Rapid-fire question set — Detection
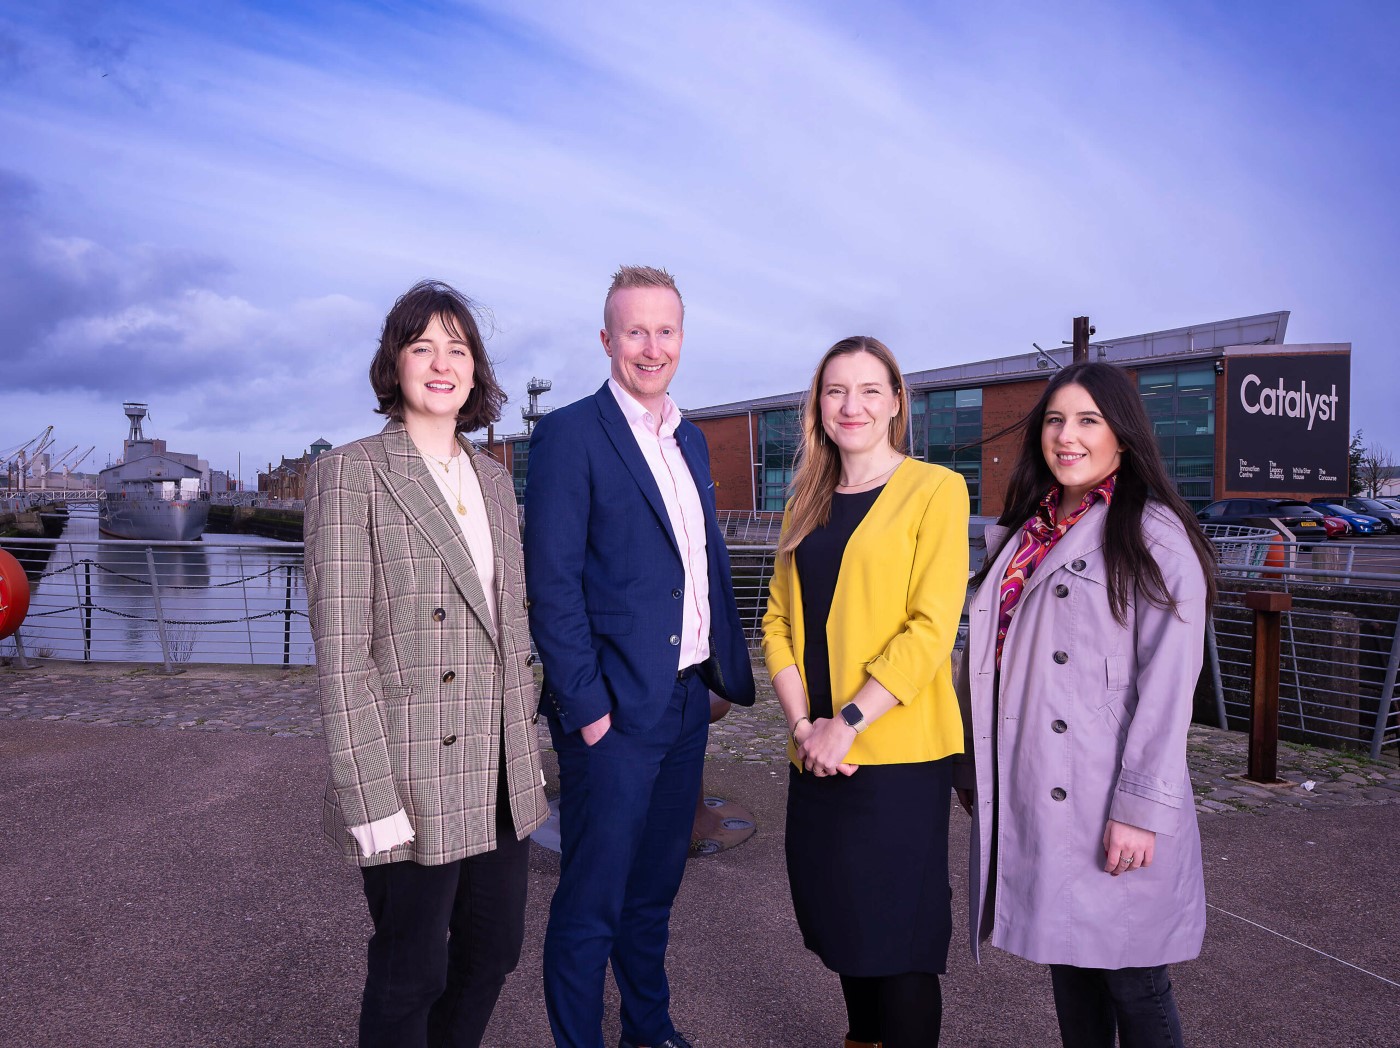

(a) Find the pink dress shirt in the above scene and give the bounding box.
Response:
[608,379,712,670]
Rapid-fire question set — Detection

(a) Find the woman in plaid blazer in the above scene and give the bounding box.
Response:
[304,281,547,1048]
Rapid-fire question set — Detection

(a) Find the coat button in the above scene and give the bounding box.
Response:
[1051,786,1067,801]
[442,734,457,746]
[1053,650,1069,664]
[432,608,446,622]
[672,588,683,599]
[524,597,532,609]
[1052,719,1068,734]
[1071,559,1086,571]
[1054,584,1069,598]
[441,670,456,684]
[526,653,536,666]
[668,634,680,646]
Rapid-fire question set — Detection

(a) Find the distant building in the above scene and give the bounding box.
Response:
[258,438,332,500]
[479,311,1353,516]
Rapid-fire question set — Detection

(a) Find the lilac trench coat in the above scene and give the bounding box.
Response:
[955,500,1207,969]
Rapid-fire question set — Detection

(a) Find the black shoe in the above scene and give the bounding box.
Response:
[618,1035,693,1048]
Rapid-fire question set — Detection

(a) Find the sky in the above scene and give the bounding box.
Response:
[2,0,1397,483]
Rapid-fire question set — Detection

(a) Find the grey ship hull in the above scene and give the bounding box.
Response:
[99,498,209,541]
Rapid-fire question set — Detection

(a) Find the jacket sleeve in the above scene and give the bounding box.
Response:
[522,414,614,733]
[865,470,970,704]
[303,451,402,827]
[760,509,797,681]
[1110,517,1208,835]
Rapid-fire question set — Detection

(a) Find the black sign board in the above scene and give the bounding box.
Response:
[1224,350,1350,495]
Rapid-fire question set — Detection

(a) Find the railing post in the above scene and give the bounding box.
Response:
[144,547,179,675]
[11,626,34,669]
[283,562,293,666]
[83,559,92,662]
[1243,590,1292,784]
[1370,608,1400,760]
[1205,619,1228,729]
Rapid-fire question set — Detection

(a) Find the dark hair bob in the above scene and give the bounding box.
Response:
[368,280,506,432]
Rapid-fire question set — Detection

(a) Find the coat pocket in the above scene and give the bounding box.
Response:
[587,611,632,635]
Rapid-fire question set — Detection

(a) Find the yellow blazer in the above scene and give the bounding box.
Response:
[762,458,969,767]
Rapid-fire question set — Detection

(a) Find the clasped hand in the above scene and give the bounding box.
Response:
[794,716,859,777]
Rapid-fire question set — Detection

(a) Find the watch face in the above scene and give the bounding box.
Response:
[841,704,863,728]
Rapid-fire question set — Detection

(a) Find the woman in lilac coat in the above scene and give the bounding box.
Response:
[957,362,1216,1047]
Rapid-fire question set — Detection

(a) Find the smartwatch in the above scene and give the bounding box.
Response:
[839,703,867,734]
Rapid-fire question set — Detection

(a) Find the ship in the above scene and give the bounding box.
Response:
[97,403,210,541]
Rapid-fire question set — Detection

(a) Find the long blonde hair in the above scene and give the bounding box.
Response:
[777,336,910,556]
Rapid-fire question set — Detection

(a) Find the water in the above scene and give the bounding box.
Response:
[16,504,312,665]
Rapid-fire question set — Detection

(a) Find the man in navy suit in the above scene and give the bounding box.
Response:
[524,266,756,1048]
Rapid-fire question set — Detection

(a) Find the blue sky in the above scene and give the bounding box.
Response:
[2,0,1397,481]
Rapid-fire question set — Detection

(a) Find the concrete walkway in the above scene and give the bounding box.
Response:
[2,661,1398,1047]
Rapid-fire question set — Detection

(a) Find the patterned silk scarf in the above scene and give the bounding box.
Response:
[995,474,1117,666]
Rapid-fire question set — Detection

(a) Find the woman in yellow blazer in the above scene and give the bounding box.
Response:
[763,336,969,1048]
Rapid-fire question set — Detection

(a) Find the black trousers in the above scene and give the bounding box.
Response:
[1049,964,1185,1048]
[358,805,531,1048]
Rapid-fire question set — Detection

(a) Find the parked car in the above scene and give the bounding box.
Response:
[1308,501,1390,536]
[1319,515,1351,539]
[1196,498,1329,541]
[1330,497,1400,530]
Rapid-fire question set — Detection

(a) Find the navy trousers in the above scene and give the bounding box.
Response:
[543,671,710,1048]
[1049,963,1186,1048]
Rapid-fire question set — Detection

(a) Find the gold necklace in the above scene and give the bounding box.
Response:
[427,451,467,515]
[836,456,904,490]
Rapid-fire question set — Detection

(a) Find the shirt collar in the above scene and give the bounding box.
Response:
[608,378,680,437]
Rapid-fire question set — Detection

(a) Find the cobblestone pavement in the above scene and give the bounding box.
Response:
[3,659,1398,816]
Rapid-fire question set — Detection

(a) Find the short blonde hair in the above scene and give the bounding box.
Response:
[603,265,684,328]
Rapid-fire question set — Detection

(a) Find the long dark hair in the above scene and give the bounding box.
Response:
[972,362,1216,622]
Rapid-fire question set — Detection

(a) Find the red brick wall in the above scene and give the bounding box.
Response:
[692,414,757,511]
[980,378,1049,516]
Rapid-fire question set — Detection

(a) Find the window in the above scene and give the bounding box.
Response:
[510,440,529,503]
[911,387,983,513]
[758,409,801,510]
[1138,365,1215,512]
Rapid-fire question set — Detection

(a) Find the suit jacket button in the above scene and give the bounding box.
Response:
[1051,786,1067,801]
[1052,719,1068,733]
[1054,584,1069,598]
[432,607,447,622]
[669,634,680,646]
[441,670,456,683]
[524,597,532,609]
[1071,559,1086,571]
[442,734,457,746]
[1053,650,1069,664]
[526,653,536,666]
[672,588,683,599]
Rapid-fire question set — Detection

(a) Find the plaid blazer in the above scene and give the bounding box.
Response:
[304,420,547,867]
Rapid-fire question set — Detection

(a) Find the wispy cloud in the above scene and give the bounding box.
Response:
[1,0,1397,472]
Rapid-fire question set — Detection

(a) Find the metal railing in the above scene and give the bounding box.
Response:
[6,530,1399,757]
[2,537,310,670]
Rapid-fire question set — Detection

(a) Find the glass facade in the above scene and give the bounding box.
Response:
[510,439,529,503]
[910,388,983,514]
[1137,364,1216,511]
[759,408,801,510]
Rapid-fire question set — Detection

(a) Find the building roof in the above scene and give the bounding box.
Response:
[681,310,1291,421]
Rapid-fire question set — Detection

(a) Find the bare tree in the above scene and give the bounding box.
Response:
[1357,442,1395,498]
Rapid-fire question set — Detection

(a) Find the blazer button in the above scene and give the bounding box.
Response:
[432,608,447,622]
[1071,559,1086,571]
[668,634,680,646]
[1054,584,1069,598]
[1052,719,1068,734]
[1053,650,1069,664]
[526,653,536,666]
[442,734,457,746]
[672,588,683,599]
[441,670,456,684]
[524,597,532,609]
[1051,786,1067,801]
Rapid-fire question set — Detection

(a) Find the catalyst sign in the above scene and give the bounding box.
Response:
[1224,348,1350,495]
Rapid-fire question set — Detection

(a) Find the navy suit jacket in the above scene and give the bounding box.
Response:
[524,383,756,734]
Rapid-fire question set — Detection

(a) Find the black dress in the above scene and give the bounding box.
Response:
[785,487,954,977]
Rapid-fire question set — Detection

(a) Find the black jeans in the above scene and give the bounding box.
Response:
[358,808,530,1048]
[1049,964,1185,1048]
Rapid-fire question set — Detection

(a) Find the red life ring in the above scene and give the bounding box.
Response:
[0,547,31,641]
